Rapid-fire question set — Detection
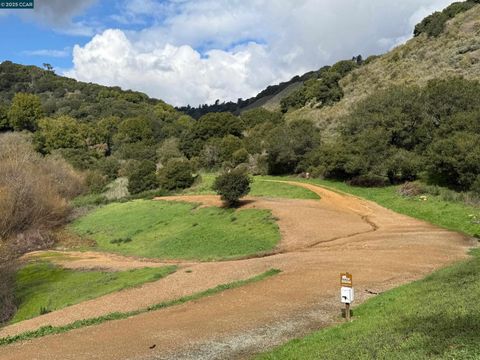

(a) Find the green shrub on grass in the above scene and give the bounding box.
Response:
[127,160,158,195]
[157,158,195,190]
[213,169,252,206]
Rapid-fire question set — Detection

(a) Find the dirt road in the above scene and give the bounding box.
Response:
[0,182,474,360]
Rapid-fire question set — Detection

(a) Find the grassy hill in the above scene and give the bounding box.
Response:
[287,2,480,132]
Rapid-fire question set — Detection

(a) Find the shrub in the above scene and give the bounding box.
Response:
[212,169,252,206]
[96,156,120,181]
[157,158,195,190]
[398,182,425,197]
[127,160,158,195]
[265,119,320,175]
[156,138,183,167]
[0,104,11,131]
[0,133,83,245]
[85,171,108,194]
[34,116,86,153]
[347,174,389,188]
[414,1,479,37]
[116,141,157,161]
[240,108,283,128]
[7,93,44,131]
[232,148,249,166]
[471,176,480,196]
[426,132,480,191]
[0,263,16,324]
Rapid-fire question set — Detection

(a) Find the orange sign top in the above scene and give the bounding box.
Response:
[340,272,353,287]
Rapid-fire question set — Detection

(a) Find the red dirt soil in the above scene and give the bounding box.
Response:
[0,181,474,360]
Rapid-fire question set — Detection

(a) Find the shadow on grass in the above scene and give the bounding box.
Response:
[394,313,480,356]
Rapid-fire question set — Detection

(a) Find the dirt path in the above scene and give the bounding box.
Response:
[22,250,185,270]
[0,182,474,360]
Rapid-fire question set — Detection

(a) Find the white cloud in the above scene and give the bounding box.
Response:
[23,47,70,58]
[65,29,276,106]
[67,0,457,106]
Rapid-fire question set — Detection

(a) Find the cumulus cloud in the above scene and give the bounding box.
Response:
[66,30,276,105]
[66,0,456,106]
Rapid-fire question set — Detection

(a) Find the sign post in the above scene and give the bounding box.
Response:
[340,272,354,321]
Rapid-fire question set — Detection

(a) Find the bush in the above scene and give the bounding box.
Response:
[212,169,252,206]
[426,132,480,191]
[96,156,120,181]
[0,133,84,244]
[127,160,158,195]
[347,174,389,188]
[157,158,195,190]
[398,182,425,197]
[240,108,283,128]
[232,148,249,166]
[7,93,44,131]
[471,176,480,196]
[265,119,320,175]
[0,263,16,324]
[414,1,479,37]
[85,170,108,194]
[314,78,480,188]
[156,138,183,167]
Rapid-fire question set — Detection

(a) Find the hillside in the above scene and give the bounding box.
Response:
[186,1,480,130]
[176,69,317,118]
[288,2,480,132]
[0,61,165,122]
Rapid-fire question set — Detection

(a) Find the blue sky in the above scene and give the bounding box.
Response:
[0,0,456,105]
[1,15,81,69]
[0,0,151,69]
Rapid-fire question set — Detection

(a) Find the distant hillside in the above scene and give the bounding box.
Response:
[287,1,480,132]
[176,69,318,118]
[0,61,165,122]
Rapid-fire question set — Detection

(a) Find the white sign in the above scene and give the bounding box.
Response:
[341,286,354,304]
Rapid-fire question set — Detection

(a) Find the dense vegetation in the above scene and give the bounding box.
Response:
[414,0,480,37]
[1,61,480,205]
[280,58,363,113]
[0,133,84,248]
[0,61,160,121]
[0,1,478,340]
[303,78,480,194]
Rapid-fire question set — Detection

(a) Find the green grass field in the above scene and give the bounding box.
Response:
[11,262,176,324]
[70,200,280,261]
[259,176,480,359]
[186,174,319,200]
